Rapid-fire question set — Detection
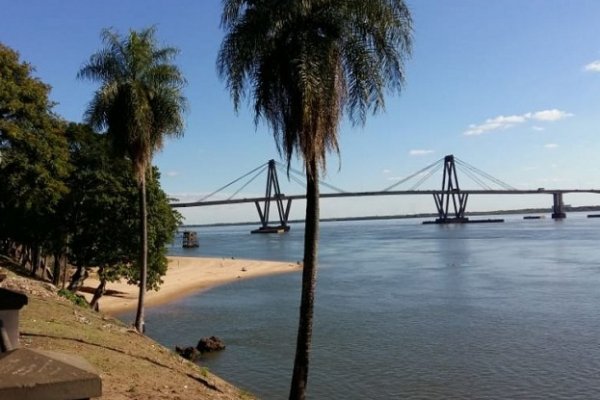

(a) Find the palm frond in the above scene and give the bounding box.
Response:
[218,0,412,175]
[78,27,187,182]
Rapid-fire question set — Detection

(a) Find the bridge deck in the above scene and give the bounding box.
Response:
[172,189,600,208]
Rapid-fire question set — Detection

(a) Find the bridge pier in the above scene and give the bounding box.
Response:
[551,192,566,219]
[251,160,292,233]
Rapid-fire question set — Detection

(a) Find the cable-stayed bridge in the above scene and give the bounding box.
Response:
[171,155,600,233]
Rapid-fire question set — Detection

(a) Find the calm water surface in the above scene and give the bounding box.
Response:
[123,214,600,399]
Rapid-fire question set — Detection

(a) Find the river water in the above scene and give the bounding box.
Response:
[124,214,600,399]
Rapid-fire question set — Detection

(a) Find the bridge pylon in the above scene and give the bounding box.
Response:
[432,155,469,223]
[251,160,292,233]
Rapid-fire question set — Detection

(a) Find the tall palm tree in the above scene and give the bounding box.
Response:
[218,1,412,398]
[79,27,187,332]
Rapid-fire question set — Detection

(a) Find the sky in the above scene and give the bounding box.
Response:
[2,0,600,224]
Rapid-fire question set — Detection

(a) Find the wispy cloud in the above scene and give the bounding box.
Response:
[527,110,573,121]
[382,169,391,174]
[584,60,600,72]
[464,109,573,136]
[531,126,545,132]
[463,115,526,136]
[544,143,559,149]
[165,171,179,177]
[409,149,434,156]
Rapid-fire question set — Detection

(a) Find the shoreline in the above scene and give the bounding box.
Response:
[78,255,301,314]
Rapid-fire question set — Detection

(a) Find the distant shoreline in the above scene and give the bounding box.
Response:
[180,205,600,228]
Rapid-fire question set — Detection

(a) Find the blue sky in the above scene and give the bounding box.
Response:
[2,0,600,223]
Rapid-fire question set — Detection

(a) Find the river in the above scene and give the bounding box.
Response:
[123,213,600,399]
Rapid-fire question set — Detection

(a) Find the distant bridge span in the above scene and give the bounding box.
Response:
[172,189,600,208]
[171,156,600,232]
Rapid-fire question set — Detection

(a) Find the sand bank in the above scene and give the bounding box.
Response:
[79,256,301,314]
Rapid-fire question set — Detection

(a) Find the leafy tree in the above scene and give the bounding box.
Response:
[63,123,136,290]
[218,1,412,398]
[0,43,71,274]
[63,124,180,310]
[88,167,181,311]
[78,28,187,331]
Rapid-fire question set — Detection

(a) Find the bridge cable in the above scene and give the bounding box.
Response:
[383,157,445,192]
[408,163,444,190]
[274,161,347,193]
[227,165,269,200]
[458,167,493,190]
[455,158,516,190]
[455,160,499,189]
[288,173,307,189]
[196,161,269,202]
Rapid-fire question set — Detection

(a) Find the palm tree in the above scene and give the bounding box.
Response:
[79,27,187,332]
[218,1,412,398]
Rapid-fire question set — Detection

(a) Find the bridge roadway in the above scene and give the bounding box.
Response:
[171,189,600,208]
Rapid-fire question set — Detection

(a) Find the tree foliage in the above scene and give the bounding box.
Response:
[64,124,180,308]
[0,43,71,273]
[0,43,181,311]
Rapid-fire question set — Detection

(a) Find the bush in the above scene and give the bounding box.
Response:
[57,289,90,308]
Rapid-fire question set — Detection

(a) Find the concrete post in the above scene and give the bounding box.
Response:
[551,192,566,219]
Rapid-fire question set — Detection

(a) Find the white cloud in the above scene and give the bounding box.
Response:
[532,126,545,132]
[528,109,573,122]
[382,169,391,174]
[166,171,179,177]
[464,109,573,136]
[544,143,559,149]
[409,149,434,156]
[584,60,600,72]
[464,114,526,136]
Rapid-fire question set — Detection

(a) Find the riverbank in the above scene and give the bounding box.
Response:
[0,261,254,400]
[79,256,301,314]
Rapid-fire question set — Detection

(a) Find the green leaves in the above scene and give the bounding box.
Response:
[65,127,179,290]
[0,43,71,245]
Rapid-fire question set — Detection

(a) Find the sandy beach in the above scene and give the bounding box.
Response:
[79,256,301,314]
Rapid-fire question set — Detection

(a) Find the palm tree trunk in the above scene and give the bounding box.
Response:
[134,174,148,333]
[289,158,320,400]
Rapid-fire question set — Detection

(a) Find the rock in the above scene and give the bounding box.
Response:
[196,336,226,353]
[175,346,200,361]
